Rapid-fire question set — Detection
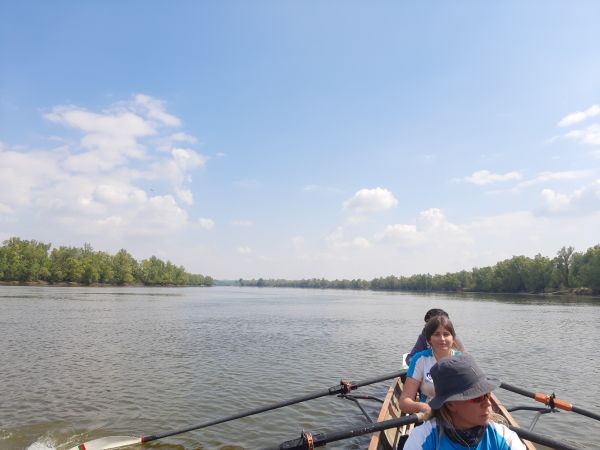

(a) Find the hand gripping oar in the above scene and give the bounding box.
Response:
[263,412,428,450]
[500,382,600,422]
[69,368,407,450]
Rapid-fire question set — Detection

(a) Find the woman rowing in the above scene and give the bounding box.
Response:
[399,315,461,415]
[404,354,525,449]
[406,308,465,365]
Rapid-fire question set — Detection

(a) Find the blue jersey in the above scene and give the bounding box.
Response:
[404,419,526,450]
[407,348,460,402]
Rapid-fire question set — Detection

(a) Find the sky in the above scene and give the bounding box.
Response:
[1,1,599,280]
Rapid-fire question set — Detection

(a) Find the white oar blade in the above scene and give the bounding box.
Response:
[69,435,142,450]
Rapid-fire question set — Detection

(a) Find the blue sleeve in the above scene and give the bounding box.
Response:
[407,350,424,379]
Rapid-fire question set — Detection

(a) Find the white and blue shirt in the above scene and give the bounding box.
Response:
[404,419,526,450]
[407,348,460,402]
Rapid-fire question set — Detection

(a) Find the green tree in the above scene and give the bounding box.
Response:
[112,249,138,285]
[577,245,600,293]
[553,246,576,288]
[522,254,553,293]
[0,237,51,282]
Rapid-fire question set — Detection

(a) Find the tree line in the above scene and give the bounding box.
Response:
[239,244,600,294]
[0,237,213,286]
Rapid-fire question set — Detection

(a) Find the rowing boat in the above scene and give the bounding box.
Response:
[367,377,537,450]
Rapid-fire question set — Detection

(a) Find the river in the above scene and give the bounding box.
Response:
[1,286,598,449]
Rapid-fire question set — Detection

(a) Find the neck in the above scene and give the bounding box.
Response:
[433,348,452,360]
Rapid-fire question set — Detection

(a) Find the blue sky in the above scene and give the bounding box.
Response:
[1,1,599,280]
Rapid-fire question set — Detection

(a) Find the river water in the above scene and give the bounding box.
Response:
[1,286,598,450]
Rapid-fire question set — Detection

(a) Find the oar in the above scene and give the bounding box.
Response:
[263,412,428,450]
[509,426,580,450]
[500,382,600,421]
[68,369,407,450]
[264,416,580,450]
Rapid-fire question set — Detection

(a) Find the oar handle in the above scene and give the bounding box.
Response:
[500,382,600,421]
[265,412,426,450]
[509,426,580,450]
[500,383,537,399]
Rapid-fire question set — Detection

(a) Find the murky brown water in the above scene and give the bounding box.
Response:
[1,286,598,449]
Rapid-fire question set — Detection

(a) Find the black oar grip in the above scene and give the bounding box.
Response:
[266,413,424,450]
[509,426,580,450]
[500,382,535,399]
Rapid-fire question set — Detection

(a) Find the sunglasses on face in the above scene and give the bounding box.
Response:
[467,392,492,403]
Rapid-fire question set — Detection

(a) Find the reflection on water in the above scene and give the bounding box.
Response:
[1,286,598,449]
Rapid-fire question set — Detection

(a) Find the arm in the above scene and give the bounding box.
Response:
[398,376,432,415]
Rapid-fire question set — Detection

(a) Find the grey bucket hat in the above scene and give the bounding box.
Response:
[428,353,500,410]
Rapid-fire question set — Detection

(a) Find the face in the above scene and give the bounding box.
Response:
[428,324,454,354]
[447,393,493,429]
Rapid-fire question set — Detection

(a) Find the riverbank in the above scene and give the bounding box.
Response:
[0,280,210,287]
[1,280,597,298]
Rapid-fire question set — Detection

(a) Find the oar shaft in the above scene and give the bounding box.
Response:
[500,383,536,399]
[572,405,600,422]
[142,389,331,442]
[501,382,600,421]
[265,413,425,450]
[509,426,580,450]
[142,369,407,442]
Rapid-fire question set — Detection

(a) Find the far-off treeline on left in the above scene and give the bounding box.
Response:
[0,237,213,286]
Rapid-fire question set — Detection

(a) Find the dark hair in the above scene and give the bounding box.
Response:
[424,308,449,322]
[424,315,456,343]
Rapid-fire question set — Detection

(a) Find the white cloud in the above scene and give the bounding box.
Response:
[560,124,600,146]
[326,226,371,250]
[558,104,600,127]
[375,224,421,245]
[517,170,592,188]
[343,187,398,213]
[417,208,446,230]
[170,132,198,144]
[237,246,252,254]
[375,208,465,246]
[540,189,571,213]
[0,202,14,220]
[133,94,181,127]
[175,188,194,205]
[94,183,147,206]
[44,106,156,173]
[171,147,206,171]
[0,145,65,206]
[538,181,600,215]
[1,95,203,240]
[198,218,215,230]
[345,215,369,225]
[459,170,522,185]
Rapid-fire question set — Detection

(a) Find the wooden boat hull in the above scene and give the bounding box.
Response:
[367,378,536,450]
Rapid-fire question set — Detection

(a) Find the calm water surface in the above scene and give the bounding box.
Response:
[1,286,598,450]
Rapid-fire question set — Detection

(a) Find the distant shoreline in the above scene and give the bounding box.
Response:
[0,280,209,287]
[1,280,597,298]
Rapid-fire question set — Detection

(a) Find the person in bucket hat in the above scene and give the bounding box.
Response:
[404,354,526,450]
